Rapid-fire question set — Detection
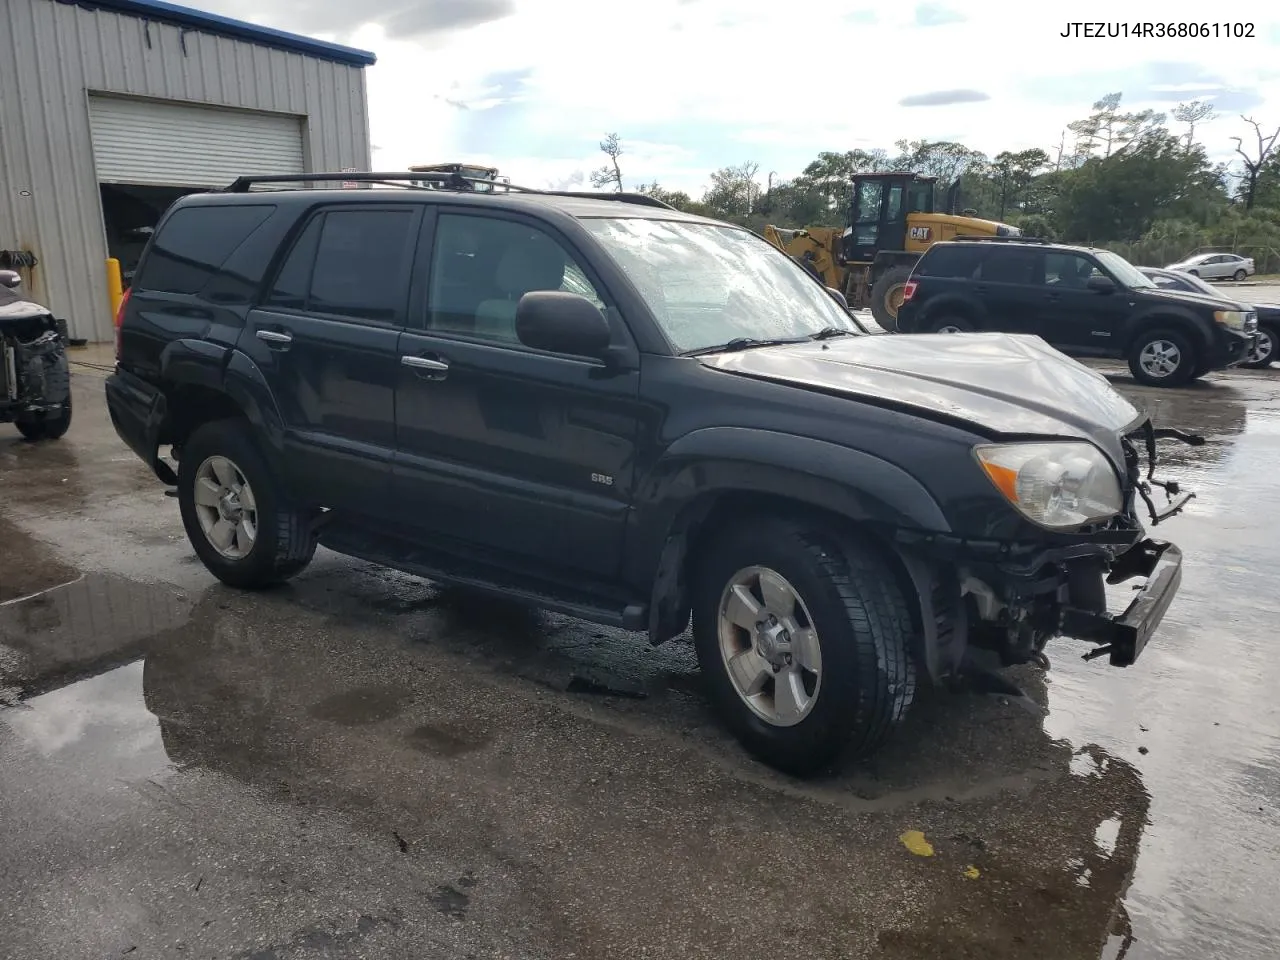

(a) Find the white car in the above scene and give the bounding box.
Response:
[1165,252,1256,281]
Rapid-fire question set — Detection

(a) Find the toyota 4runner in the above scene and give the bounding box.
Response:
[106,172,1196,775]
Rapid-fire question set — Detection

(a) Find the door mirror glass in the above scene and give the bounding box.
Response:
[516,291,612,358]
[827,287,848,309]
[1087,275,1116,294]
[0,270,21,289]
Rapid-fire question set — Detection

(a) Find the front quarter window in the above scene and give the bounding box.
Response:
[581,217,858,353]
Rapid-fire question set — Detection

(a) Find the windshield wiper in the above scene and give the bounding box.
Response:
[684,336,807,357]
[808,326,856,340]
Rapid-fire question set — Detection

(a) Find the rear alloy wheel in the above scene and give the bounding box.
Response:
[178,418,317,589]
[1243,324,1277,369]
[1233,269,1248,282]
[870,265,913,333]
[930,316,974,334]
[692,518,915,776]
[1128,329,1196,387]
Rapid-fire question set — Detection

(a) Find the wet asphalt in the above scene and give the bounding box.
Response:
[1,335,1278,960]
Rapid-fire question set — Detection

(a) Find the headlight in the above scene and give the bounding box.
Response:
[1214,309,1249,331]
[974,442,1123,529]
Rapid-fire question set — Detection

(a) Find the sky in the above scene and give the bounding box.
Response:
[195,0,1280,196]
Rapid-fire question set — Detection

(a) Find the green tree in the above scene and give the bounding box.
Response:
[1067,93,1164,159]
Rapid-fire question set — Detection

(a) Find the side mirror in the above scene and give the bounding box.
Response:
[0,269,21,289]
[1087,275,1116,294]
[516,291,612,358]
[827,287,849,309]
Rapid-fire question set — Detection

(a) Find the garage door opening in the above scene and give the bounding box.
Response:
[100,183,208,286]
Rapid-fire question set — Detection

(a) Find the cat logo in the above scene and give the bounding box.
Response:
[909,226,932,242]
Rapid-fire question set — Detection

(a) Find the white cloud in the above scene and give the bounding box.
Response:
[205,0,1280,192]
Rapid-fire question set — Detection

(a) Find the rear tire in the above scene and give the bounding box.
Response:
[929,315,974,334]
[178,418,317,589]
[1233,269,1247,282]
[1243,323,1278,369]
[691,517,916,776]
[15,394,72,442]
[1127,328,1196,387]
[869,266,913,333]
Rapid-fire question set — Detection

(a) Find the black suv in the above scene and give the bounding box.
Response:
[106,172,1194,775]
[895,237,1259,387]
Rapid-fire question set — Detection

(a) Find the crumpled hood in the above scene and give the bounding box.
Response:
[0,283,53,322]
[701,333,1144,464]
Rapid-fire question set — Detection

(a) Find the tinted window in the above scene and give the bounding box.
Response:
[265,216,323,311]
[309,210,417,321]
[140,205,275,295]
[426,213,602,344]
[976,249,1037,284]
[916,245,984,279]
[1043,252,1101,287]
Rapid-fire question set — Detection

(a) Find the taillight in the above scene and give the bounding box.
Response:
[114,286,132,361]
[902,280,917,302]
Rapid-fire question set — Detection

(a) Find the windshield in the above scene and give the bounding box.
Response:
[580,218,860,353]
[1094,249,1155,289]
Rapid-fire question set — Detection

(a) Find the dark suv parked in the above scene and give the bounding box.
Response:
[106,173,1195,775]
[896,237,1258,387]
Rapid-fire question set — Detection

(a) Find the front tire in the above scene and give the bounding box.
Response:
[1128,329,1197,387]
[178,418,317,589]
[929,315,974,334]
[870,266,913,333]
[692,518,916,776]
[1244,323,1278,368]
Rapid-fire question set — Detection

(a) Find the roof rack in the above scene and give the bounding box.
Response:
[219,171,678,210]
[950,235,1053,244]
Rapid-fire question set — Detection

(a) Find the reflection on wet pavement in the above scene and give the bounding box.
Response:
[0,366,1278,957]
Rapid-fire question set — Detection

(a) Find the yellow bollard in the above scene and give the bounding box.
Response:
[106,258,123,319]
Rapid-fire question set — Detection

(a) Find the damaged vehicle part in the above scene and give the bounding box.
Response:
[0,270,72,441]
[106,178,1194,777]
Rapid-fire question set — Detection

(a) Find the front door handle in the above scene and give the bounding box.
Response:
[402,354,449,378]
[256,329,293,346]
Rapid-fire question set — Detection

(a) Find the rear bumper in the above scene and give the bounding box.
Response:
[1060,539,1182,667]
[104,368,176,485]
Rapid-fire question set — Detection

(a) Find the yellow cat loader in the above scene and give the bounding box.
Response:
[765,172,1020,331]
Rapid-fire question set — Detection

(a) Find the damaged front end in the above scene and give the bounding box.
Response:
[0,276,71,428]
[900,417,1199,682]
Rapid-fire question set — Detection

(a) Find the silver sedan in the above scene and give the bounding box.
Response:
[1165,252,1256,281]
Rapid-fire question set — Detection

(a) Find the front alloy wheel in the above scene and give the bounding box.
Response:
[192,455,258,559]
[717,566,822,727]
[1244,325,1277,368]
[1139,339,1182,379]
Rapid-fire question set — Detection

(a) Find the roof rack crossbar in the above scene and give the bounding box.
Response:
[219,173,681,211]
[542,190,677,210]
[950,234,1052,244]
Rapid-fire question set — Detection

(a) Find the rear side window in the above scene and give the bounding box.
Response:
[975,249,1038,284]
[264,208,418,323]
[139,205,275,295]
[915,245,984,279]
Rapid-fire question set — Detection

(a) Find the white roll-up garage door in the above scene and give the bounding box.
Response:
[88,95,305,187]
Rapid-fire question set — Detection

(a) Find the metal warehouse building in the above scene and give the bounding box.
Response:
[1,0,375,342]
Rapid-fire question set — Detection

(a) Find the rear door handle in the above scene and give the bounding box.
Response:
[402,354,449,379]
[256,329,293,346]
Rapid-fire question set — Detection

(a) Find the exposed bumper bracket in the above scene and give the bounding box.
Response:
[1061,540,1182,668]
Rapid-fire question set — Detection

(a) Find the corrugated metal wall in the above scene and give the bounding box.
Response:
[0,0,372,342]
